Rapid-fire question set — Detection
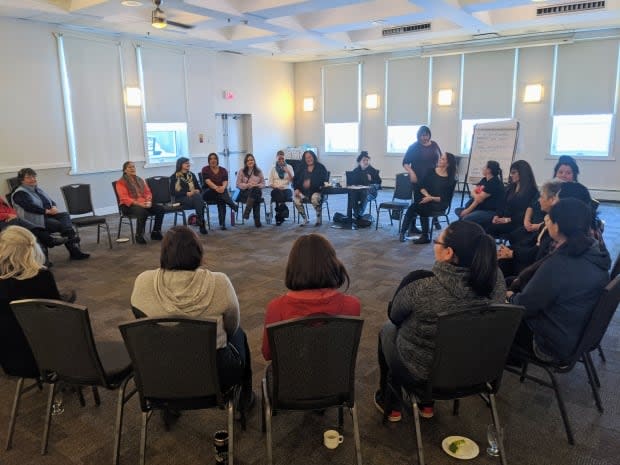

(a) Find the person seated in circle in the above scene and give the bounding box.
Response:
[12,168,89,260]
[293,150,329,227]
[131,225,253,410]
[400,152,457,244]
[236,153,265,228]
[268,150,294,226]
[348,151,382,221]
[201,152,238,231]
[170,157,207,235]
[455,160,504,224]
[374,221,505,422]
[553,155,580,182]
[115,161,165,245]
[508,198,610,364]
[262,233,360,361]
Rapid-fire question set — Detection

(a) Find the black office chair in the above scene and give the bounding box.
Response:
[376,172,413,232]
[111,181,154,243]
[145,176,187,227]
[119,317,239,465]
[506,276,620,445]
[384,304,523,465]
[262,316,364,465]
[5,177,19,207]
[60,184,113,249]
[10,299,134,464]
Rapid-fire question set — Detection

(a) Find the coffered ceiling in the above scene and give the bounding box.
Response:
[1,0,619,61]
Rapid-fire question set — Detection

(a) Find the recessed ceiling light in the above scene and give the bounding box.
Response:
[121,1,142,6]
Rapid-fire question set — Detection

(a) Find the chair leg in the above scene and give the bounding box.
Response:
[586,351,601,388]
[350,405,363,465]
[412,399,425,465]
[583,353,603,412]
[227,398,234,465]
[262,379,273,465]
[542,366,574,445]
[597,344,606,362]
[112,377,133,465]
[375,206,380,230]
[116,217,123,239]
[41,382,56,455]
[139,412,149,465]
[489,392,508,465]
[104,222,113,249]
[5,377,24,451]
[338,407,344,431]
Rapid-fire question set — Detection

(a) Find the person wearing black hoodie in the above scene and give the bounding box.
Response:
[508,198,610,363]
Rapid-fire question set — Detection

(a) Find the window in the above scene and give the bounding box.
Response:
[145,122,188,164]
[551,114,612,158]
[387,125,421,153]
[324,123,359,153]
[460,118,510,154]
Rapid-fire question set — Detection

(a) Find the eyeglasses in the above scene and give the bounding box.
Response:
[433,239,447,246]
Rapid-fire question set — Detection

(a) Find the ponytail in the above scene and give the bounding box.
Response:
[468,234,498,297]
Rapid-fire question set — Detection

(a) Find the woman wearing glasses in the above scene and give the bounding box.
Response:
[374,221,505,422]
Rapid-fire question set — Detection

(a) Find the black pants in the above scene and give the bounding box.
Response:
[178,194,205,225]
[271,189,292,222]
[238,187,263,221]
[0,218,57,247]
[120,204,165,236]
[217,328,253,399]
[203,189,236,226]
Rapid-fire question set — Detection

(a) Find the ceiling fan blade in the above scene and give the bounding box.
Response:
[167,20,194,29]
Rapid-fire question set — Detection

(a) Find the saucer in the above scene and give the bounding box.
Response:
[441,436,479,460]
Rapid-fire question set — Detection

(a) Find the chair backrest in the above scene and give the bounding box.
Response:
[267,315,364,410]
[111,181,123,214]
[611,253,620,280]
[146,176,173,204]
[345,171,354,186]
[60,184,96,216]
[429,304,523,394]
[6,176,19,193]
[577,276,620,354]
[119,317,222,411]
[10,299,110,386]
[0,299,39,379]
[393,173,413,201]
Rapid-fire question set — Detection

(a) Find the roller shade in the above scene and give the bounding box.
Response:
[386,57,430,125]
[323,62,360,123]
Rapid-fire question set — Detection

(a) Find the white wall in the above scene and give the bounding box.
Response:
[293,41,620,201]
[0,18,295,213]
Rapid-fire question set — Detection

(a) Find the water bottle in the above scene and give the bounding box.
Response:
[214,430,228,464]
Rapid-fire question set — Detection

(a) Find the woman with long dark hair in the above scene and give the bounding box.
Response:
[170,157,207,235]
[236,153,265,228]
[553,155,580,182]
[261,233,360,360]
[115,161,165,244]
[375,221,505,421]
[293,150,329,226]
[508,198,610,363]
[400,152,457,243]
[201,153,238,230]
[456,160,504,225]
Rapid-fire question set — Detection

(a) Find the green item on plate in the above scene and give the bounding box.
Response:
[449,439,466,453]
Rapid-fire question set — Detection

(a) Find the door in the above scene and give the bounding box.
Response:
[215,114,253,176]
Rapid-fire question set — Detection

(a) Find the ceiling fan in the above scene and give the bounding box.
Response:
[151,0,194,30]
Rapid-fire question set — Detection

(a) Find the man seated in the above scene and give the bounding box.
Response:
[11,168,89,260]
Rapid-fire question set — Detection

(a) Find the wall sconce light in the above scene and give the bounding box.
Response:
[437,89,453,106]
[125,87,142,107]
[303,97,315,112]
[365,93,379,110]
[523,84,543,103]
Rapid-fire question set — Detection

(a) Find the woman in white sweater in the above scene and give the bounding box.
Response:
[131,225,253,408]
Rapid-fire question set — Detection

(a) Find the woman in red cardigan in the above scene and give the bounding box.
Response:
[262,233,360,360]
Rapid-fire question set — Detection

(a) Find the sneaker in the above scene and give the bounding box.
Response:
[399,231,406,243]
[413,235,430,245]
[373,390,401,422]
[220,225,227,231]
[69,250,90,260]
[299,217,309,227]
[135,234,147,245]
[419,406,434,419]
[151,231,163,240]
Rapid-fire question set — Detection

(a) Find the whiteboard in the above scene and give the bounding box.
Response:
[465,120,519,184]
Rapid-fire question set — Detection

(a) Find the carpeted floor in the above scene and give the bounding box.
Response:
[1,190,619,465]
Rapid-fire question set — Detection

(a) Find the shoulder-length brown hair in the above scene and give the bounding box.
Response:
[160,226,204,271]
[285,233,349,291]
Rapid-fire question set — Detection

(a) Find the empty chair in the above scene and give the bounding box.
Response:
[384,304,523,465]
[119,316,239,465]
[375,172,413,232]
[10,299,134,463]
[506,276,620,445]
[145,176,187,227]
[60,184,112,249]
[261,315,364,465]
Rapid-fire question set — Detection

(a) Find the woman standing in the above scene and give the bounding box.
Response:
[201,153,238,230]
[170,157,207,235]
[400,152,457,244]
[269,150,294,226]
[262,233,360,360]
[0,226,62,378]
[374,221,505,421]
[293,150,329,226]
[236,153,265,228]
[131,226,253,410]
[115,161,165,244]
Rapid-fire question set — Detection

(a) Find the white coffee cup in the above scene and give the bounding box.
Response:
[323,430,344,449]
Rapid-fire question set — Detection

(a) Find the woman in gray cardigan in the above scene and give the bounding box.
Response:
[374,221,506,421]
